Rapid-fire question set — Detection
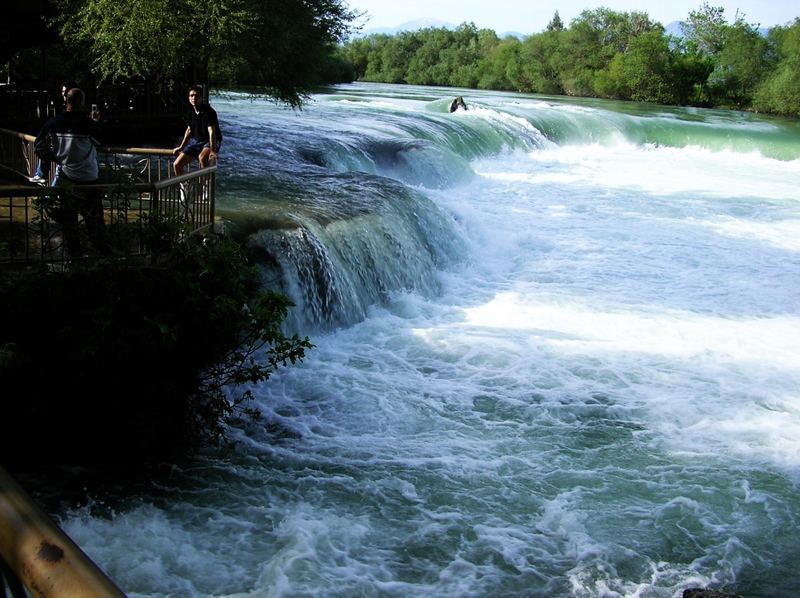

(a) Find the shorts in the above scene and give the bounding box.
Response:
[181,138,210,157]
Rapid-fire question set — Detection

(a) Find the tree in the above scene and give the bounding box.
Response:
[679,3,772,108]
[442,23,490,88]
[554,14,607,96]
[519,30,564,94]
[476,38,519,91]
[670,52,715,105]
[547,11,564,32]
[710,20,771,107]
[0,233,313,468]
[339,8,795,117]
[359,35,392,82]
[594,30,678,103]
[753,19,800,116]
[407,28,455,85]
[343,37,372,80]
[54,0,360,106]
[681,2,728,56]
[379,31,422,83]
[553,9,662,97]
[572,8,661,54]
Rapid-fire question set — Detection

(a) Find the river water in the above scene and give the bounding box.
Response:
[63,83,800,597]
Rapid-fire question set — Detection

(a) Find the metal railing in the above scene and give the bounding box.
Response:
[0,127,179,184]
[0,128,36,182]
[0,169,216,267]
[0,128,216,267]
[0,465,126,597]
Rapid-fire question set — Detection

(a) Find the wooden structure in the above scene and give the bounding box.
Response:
[0,465,126,597]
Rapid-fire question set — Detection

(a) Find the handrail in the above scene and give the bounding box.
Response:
[0,126,174,157]
[0,128,34,141]
[0,465,126,597]
[106,147,173,156]
[153,164,217,188]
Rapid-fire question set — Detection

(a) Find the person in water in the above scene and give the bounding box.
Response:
[449,96,467,113]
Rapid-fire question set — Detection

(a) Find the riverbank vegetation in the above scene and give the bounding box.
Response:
[0,230,312,470]
[340,4,800,117]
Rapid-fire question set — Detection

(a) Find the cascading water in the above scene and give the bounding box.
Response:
[57,83,800,597]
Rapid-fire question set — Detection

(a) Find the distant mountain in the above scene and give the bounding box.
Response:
[664,20,684,38]
[498,31,525,40]
[358,18,455,37]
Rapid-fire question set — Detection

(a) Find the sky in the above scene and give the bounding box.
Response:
[348,0,798,35]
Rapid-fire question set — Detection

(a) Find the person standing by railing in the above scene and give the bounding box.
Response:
[34,87,109,256]
[30,80,79,184]
[172,85,222,175]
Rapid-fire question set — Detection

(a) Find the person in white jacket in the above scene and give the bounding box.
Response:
[34,87,108,255]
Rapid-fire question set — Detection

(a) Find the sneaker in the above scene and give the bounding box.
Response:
[28,175,47,185]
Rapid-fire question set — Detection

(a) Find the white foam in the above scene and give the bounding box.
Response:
[478,144,800,201]
[462,292,800,367]
[697,217,800,252]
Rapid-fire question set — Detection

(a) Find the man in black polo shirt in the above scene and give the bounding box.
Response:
[173,85,222,175]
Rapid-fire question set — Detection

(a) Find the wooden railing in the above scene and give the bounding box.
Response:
[0,128,216,267]
[0,465,126,597]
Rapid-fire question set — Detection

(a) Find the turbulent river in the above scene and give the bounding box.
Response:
[64,83,800,597]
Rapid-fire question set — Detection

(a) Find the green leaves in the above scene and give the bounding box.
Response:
[753,21,800,116]
[56,0,187,83]
[53,0,358,105]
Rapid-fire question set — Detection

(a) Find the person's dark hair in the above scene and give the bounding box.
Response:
[65,87,85,109]
[62,80,79,92]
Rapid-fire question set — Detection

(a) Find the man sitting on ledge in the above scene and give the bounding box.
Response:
[173,85,222,175]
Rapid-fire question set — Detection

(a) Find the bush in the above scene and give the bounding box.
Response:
[0,233,312,469]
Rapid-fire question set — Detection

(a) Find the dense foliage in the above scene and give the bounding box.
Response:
[342,5,800,116]
[0,234,312,469]
[52,0,360,105]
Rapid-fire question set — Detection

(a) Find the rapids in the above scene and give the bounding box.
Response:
[61,83,800,597]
